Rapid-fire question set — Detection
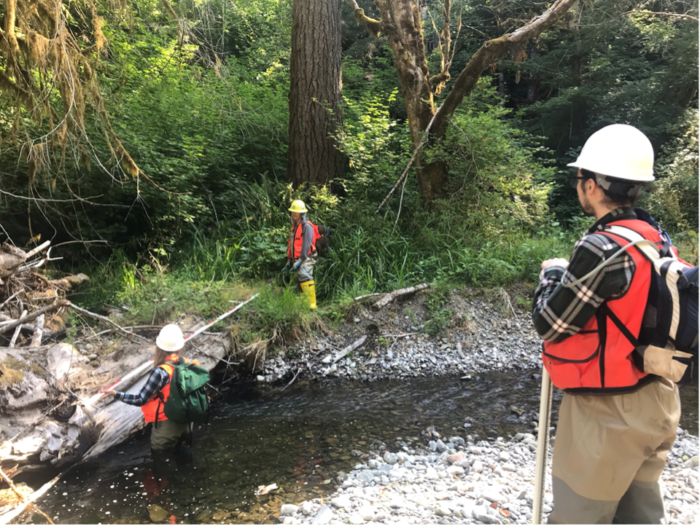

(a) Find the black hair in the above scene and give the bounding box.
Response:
[580,168,638,206]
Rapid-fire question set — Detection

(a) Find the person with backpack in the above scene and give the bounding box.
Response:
[532,124,697,524]
[285,199,329,309]
[101,324,207,454]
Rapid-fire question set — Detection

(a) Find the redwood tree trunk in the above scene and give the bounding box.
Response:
[288,0,343,187]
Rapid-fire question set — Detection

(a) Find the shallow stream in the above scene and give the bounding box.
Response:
[35,372,698,524]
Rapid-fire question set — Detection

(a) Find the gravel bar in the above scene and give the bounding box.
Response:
[278,428,698,525]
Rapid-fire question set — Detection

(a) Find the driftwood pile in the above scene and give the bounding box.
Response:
[0,241,88,349]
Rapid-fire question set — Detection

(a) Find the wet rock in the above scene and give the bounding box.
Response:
[147,504,168,522]
[301,502,314,516]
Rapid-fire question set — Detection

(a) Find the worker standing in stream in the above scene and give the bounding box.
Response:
[285,199,318,309]
[532,125,686,523]
[101,324,200,454]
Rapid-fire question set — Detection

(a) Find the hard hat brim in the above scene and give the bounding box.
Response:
[155,337,184,352]
[567,162,655,183]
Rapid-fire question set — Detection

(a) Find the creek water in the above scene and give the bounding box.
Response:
[35,372,698,525]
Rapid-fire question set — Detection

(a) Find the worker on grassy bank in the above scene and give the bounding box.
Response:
[285,199,319,309]
[532,124,692,523]
[101,324,201,454]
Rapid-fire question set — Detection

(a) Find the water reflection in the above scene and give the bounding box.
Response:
[36,372,697,524]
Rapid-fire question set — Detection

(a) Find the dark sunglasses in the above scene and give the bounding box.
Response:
[569,176,586,189]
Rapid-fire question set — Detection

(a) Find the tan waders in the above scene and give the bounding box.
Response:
[548,377,681,524]
[150,419,192,452]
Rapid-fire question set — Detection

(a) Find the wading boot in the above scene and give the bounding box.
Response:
[300,280,317,309]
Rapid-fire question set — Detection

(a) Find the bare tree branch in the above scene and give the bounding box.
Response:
[433,0,577,137]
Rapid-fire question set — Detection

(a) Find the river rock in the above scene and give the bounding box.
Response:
[331,495,352,509]
[425,467,439,480]
[447,451,466,464]
[481,489,505,504]
[435,506,452,516]
[435,439,447,452]
[683,456,698,468]
[147,504,168,522]
[446,465,465,476]
[280,504,299,516]
[473,506,499,524]
[358,506,375,521]
[312,505,333,524]
[301,502,314,516]
[383,451,398,464]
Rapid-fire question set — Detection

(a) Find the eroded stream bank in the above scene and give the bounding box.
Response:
[29,371,698,524]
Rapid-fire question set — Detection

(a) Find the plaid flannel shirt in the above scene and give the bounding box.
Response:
[532,207,641,343]
[114,366,169,406]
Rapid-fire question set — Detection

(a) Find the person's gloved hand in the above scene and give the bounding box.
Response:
[292,261,302,272]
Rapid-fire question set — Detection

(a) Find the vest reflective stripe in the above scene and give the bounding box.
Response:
[542,219,664,393]
[287,221,316,259]
[141,356,187,423]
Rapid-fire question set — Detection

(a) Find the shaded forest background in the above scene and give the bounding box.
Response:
[0,0,697,323]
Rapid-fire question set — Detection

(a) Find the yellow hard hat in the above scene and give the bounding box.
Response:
[289,200,308,213]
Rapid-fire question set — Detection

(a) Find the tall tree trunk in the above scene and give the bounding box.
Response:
[288,0,343,187]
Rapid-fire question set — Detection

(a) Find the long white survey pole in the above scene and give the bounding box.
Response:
[532,367,553,524]
[85,293,259,407]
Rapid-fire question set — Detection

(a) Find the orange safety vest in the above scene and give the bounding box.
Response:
[141,355,194,424]
[542,219,669,394]
[287,220,317,259]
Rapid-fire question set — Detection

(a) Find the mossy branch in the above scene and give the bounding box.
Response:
[433,0,577,138]
[348,0,382,37]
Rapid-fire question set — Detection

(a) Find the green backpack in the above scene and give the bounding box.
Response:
[161,358,210,424]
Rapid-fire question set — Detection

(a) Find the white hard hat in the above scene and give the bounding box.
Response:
[156,324,185,352]
[568,124,655,182]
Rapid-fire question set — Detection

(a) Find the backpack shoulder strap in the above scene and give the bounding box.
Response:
[605,225,673,261]
[562,228,660,289]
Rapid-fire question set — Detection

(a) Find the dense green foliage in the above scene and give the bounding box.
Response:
[0,0,696,334]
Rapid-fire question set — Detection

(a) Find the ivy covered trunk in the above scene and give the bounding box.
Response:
[288,0,344,187]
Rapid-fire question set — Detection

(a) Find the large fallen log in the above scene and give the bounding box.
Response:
[0,318,232,483]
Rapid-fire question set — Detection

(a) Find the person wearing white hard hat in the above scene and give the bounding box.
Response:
[101,324,200,453]
[532,124,688,523]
